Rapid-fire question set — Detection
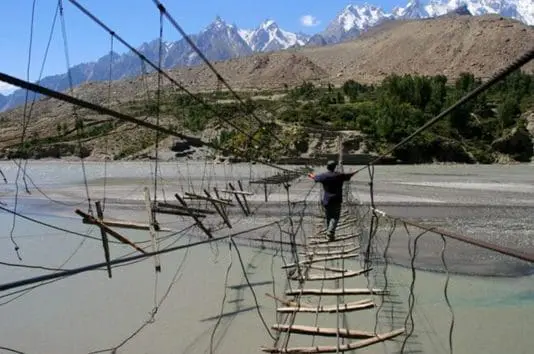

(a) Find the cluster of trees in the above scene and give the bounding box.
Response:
[134,70,533,163]
[278,71,533,163]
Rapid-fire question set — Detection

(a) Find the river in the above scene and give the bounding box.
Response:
[0,160,532,353]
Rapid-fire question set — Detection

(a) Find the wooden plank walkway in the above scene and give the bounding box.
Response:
[261,207,404,353]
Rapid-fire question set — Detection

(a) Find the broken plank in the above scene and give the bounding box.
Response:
[277,299,374,313]
[228,182,249,216]
[75,209,147,254]
[219,189,254,196]
[82,217,173,232]
[175,194,213,239]
[260,328,405,353]
[204,189,232,228]
[155,201,216,215]
[152,207,207,218]
[271,324,375,339]
[285,288,387,296]
[183,192,233,205]
[237,180,251,215]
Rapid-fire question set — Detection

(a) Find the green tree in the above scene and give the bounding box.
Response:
[497,96,521,131]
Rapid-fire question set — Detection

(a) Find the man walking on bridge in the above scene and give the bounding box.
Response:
[308,160,357,241]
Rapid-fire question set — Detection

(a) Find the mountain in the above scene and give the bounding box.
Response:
[0,16,306,112]
[393,0,434,19]
[166,17,253,67]
[241,20,310,52]
[1,1,532,112]
[305,34,329,48]
[323,1,532,43]
[322,4,392,43]
[393,0,533,24]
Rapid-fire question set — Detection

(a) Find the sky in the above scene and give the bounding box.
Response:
[0,0,403,95]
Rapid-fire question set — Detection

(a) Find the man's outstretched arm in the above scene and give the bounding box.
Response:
[308,172,324,182]
[343,171,358,180]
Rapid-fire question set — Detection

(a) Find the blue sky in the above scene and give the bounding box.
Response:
[0,0,402,95]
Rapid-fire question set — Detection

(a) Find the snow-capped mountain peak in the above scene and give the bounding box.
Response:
[204,16,235,32]
[393,0,432,19]
[260,19,277,30]
[322,3,391,43]
[238,28,254,43]
[239,20,310,52]
[393,1,533,25]
[338,4,389,30]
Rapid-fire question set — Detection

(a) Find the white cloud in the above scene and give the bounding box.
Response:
[0,82,16,95]
[300,14,320,27]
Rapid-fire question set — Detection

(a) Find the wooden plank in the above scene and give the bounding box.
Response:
[95,201,112,278]
[237,180,251,215]
[204,189,232,228]
[271,324,375,339]
[144,187,161,273]
[228,182,249,216]
[277,299,374,313]
[82,217,173,232]
[306,265,351,273]
[285,288,387,296]
[309,231,359,240]
[213,187,230,222]
[152,207,207,218]
[282,253,359,269]
[183,192,233,206]
[249,168,311,185]
[309,233,360,245]
[75,209,147,254]
[307,265,372,274]
[261,328,405,353]
[290,268,371,281]
[307,242,355,250]
[219,189,254,196]
[300,246,360,256]
[175,194,213,239]
[155,201,216,215]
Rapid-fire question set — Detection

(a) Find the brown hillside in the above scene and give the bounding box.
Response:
[164,14,534,91]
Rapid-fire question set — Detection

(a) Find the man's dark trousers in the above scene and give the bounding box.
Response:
[323,202,341,238]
